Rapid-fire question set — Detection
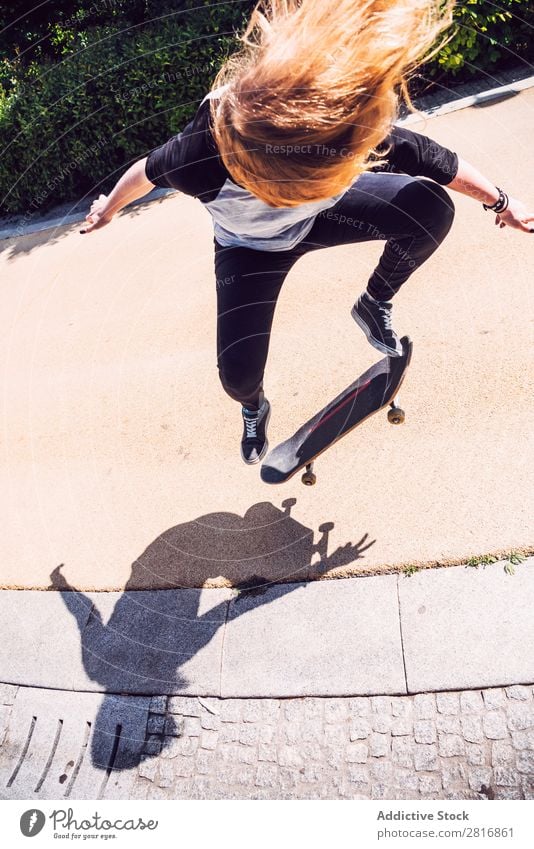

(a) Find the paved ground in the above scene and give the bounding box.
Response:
[1,81,533,803]
[1,89,533,591]
[2,559,533,697]
[1,556,533,800]
[1,683,532,801]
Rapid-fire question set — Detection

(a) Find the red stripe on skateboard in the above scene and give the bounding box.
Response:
[309,379,372,434]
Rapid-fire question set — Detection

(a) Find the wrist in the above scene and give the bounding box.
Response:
[482,186,509,213]
[480,187,500,207]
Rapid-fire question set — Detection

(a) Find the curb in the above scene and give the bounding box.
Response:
[400,73,534,124]
[1,74,533,243]
[0,187,174,243]
[2,557,533,698]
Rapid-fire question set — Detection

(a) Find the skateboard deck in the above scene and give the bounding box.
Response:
[261,336,412,485]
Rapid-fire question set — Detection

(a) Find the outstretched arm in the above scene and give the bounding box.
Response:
[49,564,100,633]
[447,158,534,234]
[378,126,533,234]
[81,157,155,234]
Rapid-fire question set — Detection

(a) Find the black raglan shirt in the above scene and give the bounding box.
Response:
[145,92,459,251]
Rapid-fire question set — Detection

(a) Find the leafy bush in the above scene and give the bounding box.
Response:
[431,0,533,77]
[0,2,248,214]
[0,1,159,70]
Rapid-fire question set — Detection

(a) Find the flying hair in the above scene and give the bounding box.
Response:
[210,0,455,207]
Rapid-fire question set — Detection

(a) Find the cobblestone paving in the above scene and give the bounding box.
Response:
[131,686,534,801]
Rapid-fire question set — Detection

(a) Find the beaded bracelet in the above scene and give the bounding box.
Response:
[483,187,509,214]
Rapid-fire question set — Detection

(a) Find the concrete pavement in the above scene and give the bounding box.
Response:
[1,558,533,698]
[1,80,533,802]
[0,88,533,592]
[3,554,531,801]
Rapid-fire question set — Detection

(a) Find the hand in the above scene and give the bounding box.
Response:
[49,563,68,589]
[80,193,114,234]
[494,196,534,233]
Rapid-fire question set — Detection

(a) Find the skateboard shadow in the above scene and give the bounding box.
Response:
[49,498,375,776]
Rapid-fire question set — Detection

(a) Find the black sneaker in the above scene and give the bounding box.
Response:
[241,398,271,464]
[351,291,403,357]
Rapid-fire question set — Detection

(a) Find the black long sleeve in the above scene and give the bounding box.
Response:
[372,125,459,185]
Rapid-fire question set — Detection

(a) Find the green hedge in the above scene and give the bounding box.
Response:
[1,0,532,216]
[432,0,533,77]
[0,2,249,215]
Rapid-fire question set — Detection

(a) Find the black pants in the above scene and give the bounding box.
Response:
[214,172,455,408]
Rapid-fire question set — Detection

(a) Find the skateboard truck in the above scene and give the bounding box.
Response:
[301,463,316,486]
[387,396,405,425]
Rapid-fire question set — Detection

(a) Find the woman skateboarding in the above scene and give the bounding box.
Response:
[81,0,534,464]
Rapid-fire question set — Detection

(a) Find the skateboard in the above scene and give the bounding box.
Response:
[260,336,412,485]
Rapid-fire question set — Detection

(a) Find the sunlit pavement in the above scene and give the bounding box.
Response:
[1,87,533,801]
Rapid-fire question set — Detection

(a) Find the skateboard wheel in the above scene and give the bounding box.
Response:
[387,406,405,425]
[301,470,317,486]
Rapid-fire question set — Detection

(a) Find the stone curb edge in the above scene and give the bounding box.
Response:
[0,186,173,243]
[400,73,534,125]
[1,557,533,699]
[1,74,533,243]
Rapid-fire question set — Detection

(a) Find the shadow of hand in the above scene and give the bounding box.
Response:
[49,563,69,591]
[322,533,376,570]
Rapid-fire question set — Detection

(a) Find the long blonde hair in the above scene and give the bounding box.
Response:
[210,0,454,207]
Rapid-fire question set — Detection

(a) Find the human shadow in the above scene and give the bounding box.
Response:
[49,498,375,777]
